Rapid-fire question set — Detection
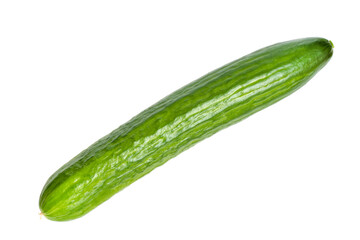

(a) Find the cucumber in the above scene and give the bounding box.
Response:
[39,37,333,221]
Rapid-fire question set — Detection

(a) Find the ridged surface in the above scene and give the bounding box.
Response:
[39,37,333,221]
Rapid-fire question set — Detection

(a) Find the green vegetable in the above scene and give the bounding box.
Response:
[39,37,333,221]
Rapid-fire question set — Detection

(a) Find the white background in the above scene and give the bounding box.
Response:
[0,0,359,239]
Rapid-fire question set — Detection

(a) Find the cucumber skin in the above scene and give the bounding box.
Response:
[39,37,333,221]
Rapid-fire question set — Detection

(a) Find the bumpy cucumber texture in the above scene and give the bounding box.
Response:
[40,37,333,221]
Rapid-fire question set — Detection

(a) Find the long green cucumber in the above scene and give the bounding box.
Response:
[39,37,333,221]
